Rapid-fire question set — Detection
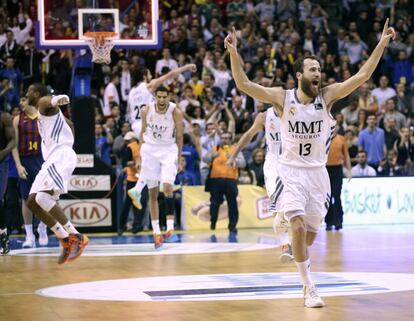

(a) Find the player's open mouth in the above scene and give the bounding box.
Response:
[312,80,319,86]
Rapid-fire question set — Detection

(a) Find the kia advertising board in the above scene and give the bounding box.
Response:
[68,175,111,191]
[60,199,112,227]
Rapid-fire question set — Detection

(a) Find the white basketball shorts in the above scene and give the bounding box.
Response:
[30,146,77,196]
[263,157,281,212]
[140,142,178,185]
[275,163,331,232]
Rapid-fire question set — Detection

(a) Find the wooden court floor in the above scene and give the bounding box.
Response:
[1,226,413,321]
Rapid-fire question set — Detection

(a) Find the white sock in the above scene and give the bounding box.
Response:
[296,259,314,287]
[0,228,7,235]
[63,221,79,234]
[167,219,174,232]
[135,179,146,194]
[38,222,47,234]
[152,220,161,234]
[24,224,34,238]
[51,223,69,239]
[280,233,290,245]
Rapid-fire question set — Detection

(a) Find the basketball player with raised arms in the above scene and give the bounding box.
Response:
[127,64,196,209]
[137,85,183,249]
[225,19,395,307]
[227,106,294,263]
[26,94,89,264]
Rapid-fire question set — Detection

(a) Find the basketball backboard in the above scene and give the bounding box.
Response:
[36,0,161,49]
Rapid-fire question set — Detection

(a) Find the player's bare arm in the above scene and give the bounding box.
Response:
[11,115,28,179]
[135,105,148,171]
[227,112,266,167]
[323,19,395,108]
[224,27,285,115]
[139,105,149,141]
[0,112,16,161]
[38,95,70,116]
[148,64,197,93]
[173,107,184,172]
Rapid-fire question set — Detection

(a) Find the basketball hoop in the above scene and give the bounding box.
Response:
[84,31,117,64]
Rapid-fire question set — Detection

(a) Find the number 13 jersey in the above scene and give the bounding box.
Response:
[279,89,336,168]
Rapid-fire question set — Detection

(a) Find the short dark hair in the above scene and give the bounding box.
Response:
[293,55,321,76]
[132,67,149,85]
[31,83,48,97]
[155,85,169,94]
[161,66,171,74]
[183,133,192,145]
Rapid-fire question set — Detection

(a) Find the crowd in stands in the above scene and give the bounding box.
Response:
[1,0,414,232]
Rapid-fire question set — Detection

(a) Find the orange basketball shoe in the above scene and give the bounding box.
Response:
[68,234,89,262]
[154,234,164,249]
[165,230,179,242]
[57,237,72,265]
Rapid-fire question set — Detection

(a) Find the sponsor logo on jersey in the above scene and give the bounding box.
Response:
[288,120,323,134]
[148,124,168,132]
[268,132,281,142]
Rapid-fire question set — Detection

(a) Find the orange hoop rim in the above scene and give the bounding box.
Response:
[84,31,117,42]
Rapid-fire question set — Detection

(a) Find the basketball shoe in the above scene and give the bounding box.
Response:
[165,230,178,242]
[38,223,49,246]
[154,234,164,249]
[0,232,10,254]
[303,285,325,308]
[22,235,36,248]
[280,243,294,263]
[57,237,72,264]
[68,234,89,262]
[127,188,142,209]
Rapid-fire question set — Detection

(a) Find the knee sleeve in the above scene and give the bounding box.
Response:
[35,192,56,212]
[165,197,174,215]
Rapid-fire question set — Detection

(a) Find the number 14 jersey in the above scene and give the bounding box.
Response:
[279,89,336,168]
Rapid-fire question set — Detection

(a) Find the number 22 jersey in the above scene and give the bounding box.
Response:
[128,82,154,123]
[279,89,336,168]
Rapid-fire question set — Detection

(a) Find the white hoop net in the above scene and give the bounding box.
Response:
[84,32,117,64]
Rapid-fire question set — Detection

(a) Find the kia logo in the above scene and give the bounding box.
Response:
[70,177,98,189]
[63,201,109,225]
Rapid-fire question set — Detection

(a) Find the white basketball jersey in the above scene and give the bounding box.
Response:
[143,102,176,145]
[279,89,336,168]
[128,82,154,123]
[38,109,74,160]
[265,107,282,161]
